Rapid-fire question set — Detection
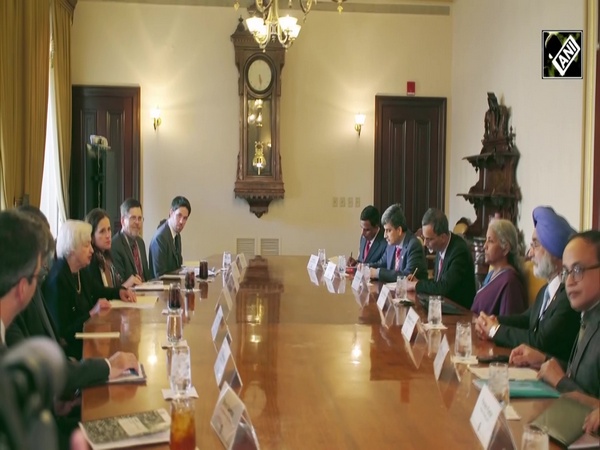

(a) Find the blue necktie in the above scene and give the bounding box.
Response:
[538,286,551,319]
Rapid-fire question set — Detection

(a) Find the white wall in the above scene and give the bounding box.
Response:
[71,2,452,258]
[450,0,586,241]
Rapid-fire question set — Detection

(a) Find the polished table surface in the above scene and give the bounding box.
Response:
[82,256,563,449]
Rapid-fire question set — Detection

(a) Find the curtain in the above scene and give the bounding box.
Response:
[52,0,75,219]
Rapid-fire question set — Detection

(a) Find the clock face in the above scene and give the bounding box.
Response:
[247,58,273,94]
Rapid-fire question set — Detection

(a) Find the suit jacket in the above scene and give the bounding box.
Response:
[5,286,109,394]
[495,283,580,362]
[556,303,600,397]
[149,221,182,278]
[112,231,151,282]
[358,230,387,264]
[371,230,428,283]
[415,233,476,308]
[42,258,120,359]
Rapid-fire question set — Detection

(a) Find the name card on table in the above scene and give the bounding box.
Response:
[351,270,364,291]
[219,287,233,316]
[231,264,241,289]
[401,307,420,341]
[323,261,337,280]
[214,339,231,385]
[434,334,450,381]
[307,254,319,271]
[470,384,503,450]
[376,285,390,311]
[211,382,260,450]
[212,305,232,349]
[236,253,248,270]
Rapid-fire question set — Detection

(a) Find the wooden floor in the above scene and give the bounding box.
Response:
[82,255,563,449]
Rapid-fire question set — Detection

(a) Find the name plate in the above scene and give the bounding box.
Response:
[323,261,337,280]
[211,382,252,450]
[214,339,232,386]
[470,384,503,450]
[236,253,247,270]
[351,270,363,291]
[231,263,241,284]
[376,285,390,311]
[211,305,224,342]
[222,287,233,312]
[433,334,450,381]
[307,254,319,271]
[401,307,420,341]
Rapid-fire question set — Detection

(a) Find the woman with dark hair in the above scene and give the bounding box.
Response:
[85,208,140,289]
[471,219,528,316]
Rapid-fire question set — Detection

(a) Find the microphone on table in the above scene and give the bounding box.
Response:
[0,337,67,450]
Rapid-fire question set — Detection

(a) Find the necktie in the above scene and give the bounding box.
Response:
[538,286,551,319]
[568,316,588,377]
[364,241,372,260]
[131,240,144,281]
[436,257,444,281]
[395,246,402,271]
[175,234,182,265]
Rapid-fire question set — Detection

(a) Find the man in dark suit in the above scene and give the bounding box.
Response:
[407,208,476,308]
[510,230,600,398]
[476,206,580,362]
[368,204,427,283]
[348,205,387,266]
[149,196,192,278]
[112,198,151,282]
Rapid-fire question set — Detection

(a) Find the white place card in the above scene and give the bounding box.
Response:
[231,263,241,283]
[434,334,450,381]
[376,285,390,311]
[211,305,225,342]
[470,384,503,450]
[307,254,319,271]
[214,339,232,386]
[237,253,248,270]
[401,307,420,341]
[222,287,233,312]
[210,382,247,450]
[351,270,364,291]
[323,261,337,280]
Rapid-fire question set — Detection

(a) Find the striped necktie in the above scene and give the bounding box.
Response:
[538,286,551,319]
[395,246,402,271]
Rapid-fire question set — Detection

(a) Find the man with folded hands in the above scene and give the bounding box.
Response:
[475,206,581,362]
[509,230,600,398]
[366,203,427,283]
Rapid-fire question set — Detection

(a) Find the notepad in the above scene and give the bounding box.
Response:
[75,332,120,339]
[110,296,158,309]
[134,281,169,291]
[469,367,538,381]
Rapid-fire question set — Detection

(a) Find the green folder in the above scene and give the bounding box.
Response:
[530,396,595,446]
[473,379,560,398]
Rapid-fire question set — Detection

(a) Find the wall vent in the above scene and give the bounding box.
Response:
[236,238,255,258]
[260,238,280,256]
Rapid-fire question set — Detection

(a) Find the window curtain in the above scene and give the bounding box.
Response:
[52,0,75,220]
[0,0,50,208]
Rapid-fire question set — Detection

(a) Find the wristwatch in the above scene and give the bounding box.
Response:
[488,324,500,338]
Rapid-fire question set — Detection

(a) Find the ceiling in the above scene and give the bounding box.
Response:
[78,0,452,16]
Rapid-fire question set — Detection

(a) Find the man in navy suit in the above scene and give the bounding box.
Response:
[149,196,192,278]
[112,198,151,283]
[368,204,427,283]
[407,208,476,308]
[348,205,387,266]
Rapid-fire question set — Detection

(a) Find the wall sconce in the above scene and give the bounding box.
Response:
[150,106,161,130]
[354,113,366,137]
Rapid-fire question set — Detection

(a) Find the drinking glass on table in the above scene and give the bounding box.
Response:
[454,322,472,359]
[318,249,327,268]
[170,397,196,450]
[520,424,549,450]
[338,255,347,274]
[167,310,183,344]
[198,260,209,280]
[396,275,407,301]
[168,283,182,311]
[184,269,195,290]
[427,296,442,326]
[169,345,192,397]
[488,362,510,408]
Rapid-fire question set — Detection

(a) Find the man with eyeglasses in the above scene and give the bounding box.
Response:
[112,198,151,283]
[476,206,580,362]
[509,230,600,398]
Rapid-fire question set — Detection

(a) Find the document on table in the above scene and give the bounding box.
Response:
[469,367,538,381]
[110,296,158,309]
[75,332,120,339]
[134,281,169,291]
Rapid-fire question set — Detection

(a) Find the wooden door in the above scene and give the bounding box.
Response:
[71,86,140,227]
[374,96,447,232]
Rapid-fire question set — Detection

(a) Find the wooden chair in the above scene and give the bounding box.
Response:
[523,260,546,306]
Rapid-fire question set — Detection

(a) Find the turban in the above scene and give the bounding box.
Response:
[532,206,576,259]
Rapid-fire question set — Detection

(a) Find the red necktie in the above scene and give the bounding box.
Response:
[131,240,144,281]
[395,246,402,271]
[364,241,372,260]
[436,257,444,281]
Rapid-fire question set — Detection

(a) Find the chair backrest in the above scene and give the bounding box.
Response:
[523,260,546,306]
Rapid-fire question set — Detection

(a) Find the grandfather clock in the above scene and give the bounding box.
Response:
[231,19,285,218]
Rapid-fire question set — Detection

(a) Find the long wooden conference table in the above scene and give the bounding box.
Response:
[82,255,564,449]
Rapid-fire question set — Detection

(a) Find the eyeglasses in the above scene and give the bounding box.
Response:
[561,263,600,283]
[529,240,542,250]
[127,215,144,222]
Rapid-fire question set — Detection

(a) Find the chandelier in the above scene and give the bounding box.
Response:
[243,0,316,50]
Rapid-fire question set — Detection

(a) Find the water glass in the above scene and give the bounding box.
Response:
[222,251,232,269]
[167,310,183,344]
[521,424,549,450]
[318,249,327,268]
[168,283,182,311]
[488,362,510,408]
[198,260,209,280]
[396,275,407,301]
[338,255,347,274]
[184,269,195,290]
[454,322,472,359]
[170,397,196,450]
[427,297,442,326]
[169,345,192,397]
